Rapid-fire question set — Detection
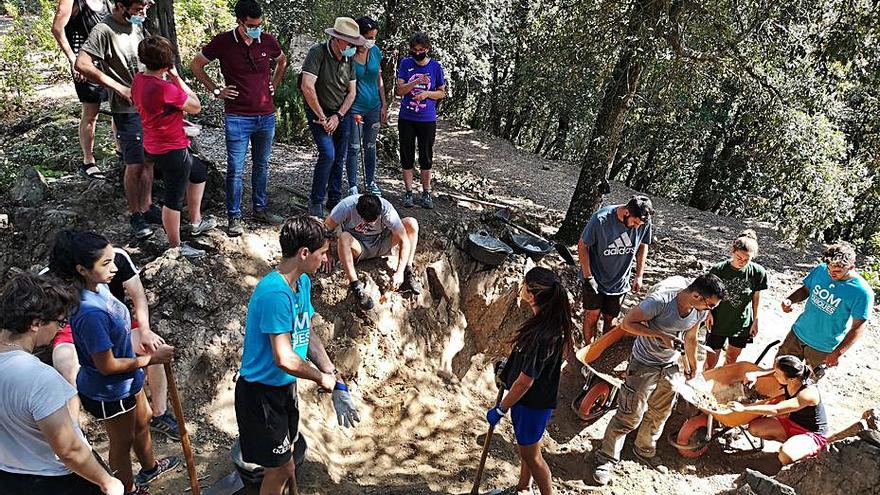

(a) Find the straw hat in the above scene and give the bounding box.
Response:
[324,17,366,46]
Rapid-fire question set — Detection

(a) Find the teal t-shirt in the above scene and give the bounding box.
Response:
[793,264,874,353]
[239,271,314,386]
[708,260,768,337]
[351,45,382,114]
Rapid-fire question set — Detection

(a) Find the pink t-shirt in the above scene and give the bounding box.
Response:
[131,73,190,155]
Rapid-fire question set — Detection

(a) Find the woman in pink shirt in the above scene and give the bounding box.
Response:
[131,36,215,258]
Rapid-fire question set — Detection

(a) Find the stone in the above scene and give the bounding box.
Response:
[736,469,796,495]
[0,213,8,229]
[9,166,50,206]
[774,432,880,495]
[426,254,459,303]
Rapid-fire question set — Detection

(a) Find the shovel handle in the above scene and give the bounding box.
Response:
[165,362,201,495]
[471,387,505,495]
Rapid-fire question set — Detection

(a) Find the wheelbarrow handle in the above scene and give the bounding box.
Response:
[754,339,781,366]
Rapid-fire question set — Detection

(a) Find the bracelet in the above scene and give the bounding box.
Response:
[335,111,344,120]
[334,381,347,391]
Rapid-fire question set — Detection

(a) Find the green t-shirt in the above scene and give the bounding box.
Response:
[301,42,355,115]
[80,16,145,113]
[709,260,768,337]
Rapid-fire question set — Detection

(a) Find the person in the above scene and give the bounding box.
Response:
[395,32,447,209]
[345,16,387,197]
[592,274,725,486]
[191,0,288,236]
[235,214,360,495]
[51,0,114,181]
[578,195,654,343]
[0,273,125,495]
[132,35,216,258]
[43,245,181,441]
[705,230,768,368]
[779,243,874,370]
[486,267,573,495]
[49,230,179,495]
[300,17,364,218]
[75,0,158,240]
[324,193,421,310]
[730,355,828,466]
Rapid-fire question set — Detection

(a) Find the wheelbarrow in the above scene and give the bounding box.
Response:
[671,340,782,458]
[570,326,628,421]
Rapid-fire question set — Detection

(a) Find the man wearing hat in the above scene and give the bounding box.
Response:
[578,195,655,343]
[192,0,288,236]
[300,17,365,218]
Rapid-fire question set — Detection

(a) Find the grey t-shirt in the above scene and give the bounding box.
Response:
[581,204,652,295]
[631,289,708,366]
[0,350,88,476]
[80,16,145,113]
[329,194,403,241]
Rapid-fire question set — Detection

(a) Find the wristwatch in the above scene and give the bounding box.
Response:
[212,88,221,98]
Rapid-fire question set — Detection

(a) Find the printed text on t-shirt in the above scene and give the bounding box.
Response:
[811,284,841,315]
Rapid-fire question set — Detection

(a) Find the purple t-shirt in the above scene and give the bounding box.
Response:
[397,57,446,122]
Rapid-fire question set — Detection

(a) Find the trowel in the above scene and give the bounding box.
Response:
[202,471,245,495]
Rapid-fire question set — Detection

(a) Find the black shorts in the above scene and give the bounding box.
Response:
[148,148,208,211]
[73,80,108,104]
[234,378,300,468]
[79,392,137,421]
[112,112,145,165]
[706,331,752,350]
[398,118,436,170]
[582,288,625,317]
[0,469,104,495]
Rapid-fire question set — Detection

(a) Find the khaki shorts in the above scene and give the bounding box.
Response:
[778,330,830,369]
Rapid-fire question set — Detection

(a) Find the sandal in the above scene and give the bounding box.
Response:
[80,163,107,181]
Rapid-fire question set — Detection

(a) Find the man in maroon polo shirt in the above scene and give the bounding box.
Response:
[191,0,287,237]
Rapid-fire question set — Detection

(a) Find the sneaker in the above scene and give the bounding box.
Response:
[347,186,359,197]
[403,265,422,295]
[149,412,180,441]
[178,242,205,259]
[253,209,284,225]
[135,456,180,485]
[631,446,660,468]
[143,204,163,225]
[308,203,325,218]
[420,191,434,209]
[130,213,154,240]
[349,281,374,310]
[227,217,244,237]
[402,190,414,208]
[593,461,613,486]
[190,217,217,237]
[367,182,382,196]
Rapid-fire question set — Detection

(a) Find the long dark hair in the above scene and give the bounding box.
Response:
[511,267,573,361]
[48,230,111,289]
[776,354,814,383]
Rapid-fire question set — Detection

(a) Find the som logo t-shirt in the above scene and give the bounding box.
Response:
[581,205,653,295]
[793,263,873,353]
[240,271,315,386]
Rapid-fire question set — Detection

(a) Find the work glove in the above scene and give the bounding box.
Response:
[493,358,507,389]
[486,405,508,427]
[332,382,361,428]
[582,276,599,295]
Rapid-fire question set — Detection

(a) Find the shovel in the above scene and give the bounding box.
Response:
[493,208,576,265]
[471,387,505,495]
[202,471,245,495]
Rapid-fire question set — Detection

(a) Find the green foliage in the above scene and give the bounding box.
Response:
[173,0,236,63]
[273,75,310,144]
[0,1,63,109]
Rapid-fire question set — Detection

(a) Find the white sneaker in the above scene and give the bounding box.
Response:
[190,217,217,236]
[178,242,206,259]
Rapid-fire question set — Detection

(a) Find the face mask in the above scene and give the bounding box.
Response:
[411,51,428,61]
[364,39,376,49]
[129,14,145,25]
[341,45,357,57]
[246,26,262,39]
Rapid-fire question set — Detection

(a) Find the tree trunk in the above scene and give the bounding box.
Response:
[556,0,663,243]
[148,0,179,68]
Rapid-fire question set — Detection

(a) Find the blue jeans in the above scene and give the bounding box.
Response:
[307,108,352,207]
[224,113,275,218]
[346,105,381,190]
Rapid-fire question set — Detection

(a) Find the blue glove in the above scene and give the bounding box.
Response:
[486,406,507,427]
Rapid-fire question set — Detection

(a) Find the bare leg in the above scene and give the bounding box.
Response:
[260,460,296,495]
[140,161,154,211]
[124,164,144,214]
[519,442,552,495]
[163,207,182,248]
[80,103,101,165]
[725,345,744,365]
[403,168,414,192]
[420,169,431,192]
[336,232,364,283]
[582,309,601,343]
[601,314,615,335]
[131,390,157,472]
[402,217,419,266]
[748,417,787,442]
[186,181,206,225]
[705,347,721,369]
[104,408,137,492]
[146,364,168,417]
[52,343,80,420]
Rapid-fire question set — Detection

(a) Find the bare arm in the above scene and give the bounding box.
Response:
[395,77,420,97]
[338,80,356,116]
[300,73,326,120]
[424,84,446,100]
[391,224,411,277]
[684,322,699,375]
[271,52,287,90]
[324,216,338,231]
[378,68,387,107]
[634,243,648,279]
[829,318,868,363]
[38,407,120,493]
[787,285,810,304]
[269,332,334,389]
[577,238,592,279]
[75,51,129,96]
[91,346,171,375]
[306,330,335,375]
[122,275,165,354]
[190,53,219,93]
[738,389,819,416]
[498,372,534,410]
[51,0,76,63]
[620,306,659,338]
[167,69,201,114]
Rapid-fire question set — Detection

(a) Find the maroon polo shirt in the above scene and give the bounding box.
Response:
[201,29,282,116]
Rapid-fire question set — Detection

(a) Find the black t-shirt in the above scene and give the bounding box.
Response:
[501,337,563,410]
[108,248,138,303]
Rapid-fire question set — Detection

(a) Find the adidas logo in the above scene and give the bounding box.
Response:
[603,232,636,256]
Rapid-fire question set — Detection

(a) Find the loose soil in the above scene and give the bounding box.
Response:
[1,86,878,495]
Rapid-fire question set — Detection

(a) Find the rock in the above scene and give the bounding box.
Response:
[9,166,50,206]
[774,432,880,495]
[426,254,459,303]
[656,465,669,474]
[735,469,796,495]
[0,213,8,229]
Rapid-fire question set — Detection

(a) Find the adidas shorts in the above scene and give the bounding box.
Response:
[582,289,625,317]
[234,378,299,468]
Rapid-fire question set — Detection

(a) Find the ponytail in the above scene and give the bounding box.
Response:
[776,354,814,383]
[511,267,573,362]
[48,230,111,288]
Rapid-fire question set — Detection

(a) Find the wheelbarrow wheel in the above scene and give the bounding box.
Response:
[675,414,710,458]
[572,382,611,421]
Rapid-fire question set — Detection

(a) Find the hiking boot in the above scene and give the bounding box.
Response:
[349,281,374,310]
[143,204,163,225]
[403,265,422,295]
[190,217,217,237]
[420,191,434,209]
[253,209,284,225]
[227,217,244,237]
[592,460,613,486]
[135,456,180,485]
[402,190,414,208]
[367,182,382,196]
[177,242,206,259]
[308,203,325,218]
[149,412,180,441]
[130,213,154,240]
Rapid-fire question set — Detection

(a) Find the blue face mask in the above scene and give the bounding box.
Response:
[341,45,357,58]
[128,14,145,26]
[246,26,262,39]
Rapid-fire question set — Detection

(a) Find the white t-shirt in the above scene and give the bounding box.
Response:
[329,194,403,241]
[0,350,88,476]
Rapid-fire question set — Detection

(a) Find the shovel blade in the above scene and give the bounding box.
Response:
[203,471,245,495]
